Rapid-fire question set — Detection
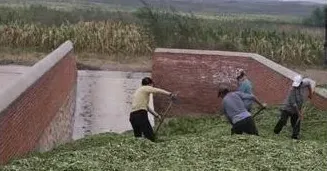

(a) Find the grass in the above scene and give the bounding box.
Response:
[1,104,326,170]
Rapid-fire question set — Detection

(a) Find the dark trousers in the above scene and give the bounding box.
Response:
[231,117,259,136]
[129,110,155,142]
[274,110,300,139]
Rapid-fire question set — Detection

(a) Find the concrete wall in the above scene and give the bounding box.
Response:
[0,41,77,164]
[73,70,154,140]
[152,48,327,116]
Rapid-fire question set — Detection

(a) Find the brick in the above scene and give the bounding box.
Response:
[0,52,77,164]
[152,52,327,116]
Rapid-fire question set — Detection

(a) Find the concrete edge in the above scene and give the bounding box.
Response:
[250,54,299,80]
[155,48,253,58]
[154,48,324,98]
[78,70,151,79]
[315,87,327,98]
[0,40,74,114]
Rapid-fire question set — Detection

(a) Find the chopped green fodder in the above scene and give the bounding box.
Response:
[1,105,326,171]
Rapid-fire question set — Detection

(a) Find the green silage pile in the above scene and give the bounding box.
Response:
[1,106,326,171]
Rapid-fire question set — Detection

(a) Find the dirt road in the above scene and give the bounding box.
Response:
[294,68,327,86]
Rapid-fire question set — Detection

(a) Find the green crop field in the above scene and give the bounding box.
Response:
[1,105,326,170]
[0,4,325,67]
[0,0,324,16]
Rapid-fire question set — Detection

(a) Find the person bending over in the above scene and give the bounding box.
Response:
[218,84,266,136]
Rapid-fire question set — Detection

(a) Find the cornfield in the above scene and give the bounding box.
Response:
[135,7,324,66]
[0,21,154,56]
[0,8,324,66]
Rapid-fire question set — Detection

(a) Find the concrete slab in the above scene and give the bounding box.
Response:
[295,69,327,85]
[0,65,29,91]
[73,70,153,140]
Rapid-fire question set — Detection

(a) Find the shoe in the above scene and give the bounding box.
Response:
[291,136,299,140]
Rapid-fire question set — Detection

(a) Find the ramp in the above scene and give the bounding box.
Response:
[73,70,153,140]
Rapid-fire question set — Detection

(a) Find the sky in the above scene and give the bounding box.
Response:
[280,0,327,4]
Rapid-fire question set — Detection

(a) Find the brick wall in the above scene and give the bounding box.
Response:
[35,86,76,152]
[312,89,327,110]
[152,49,327,116]
[0,41,77,164]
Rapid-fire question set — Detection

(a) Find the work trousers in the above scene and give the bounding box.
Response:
[129,109,155,142]
[231,117,259,136]
[274,110,301,139]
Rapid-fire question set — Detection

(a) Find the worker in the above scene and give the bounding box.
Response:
[237,70,253,94]
[236,70,254,112]
[273,75,313,140]
[218,84,266,136]
[130,77,177,142]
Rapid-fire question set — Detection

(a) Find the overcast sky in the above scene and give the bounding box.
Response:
[280,0,327,4]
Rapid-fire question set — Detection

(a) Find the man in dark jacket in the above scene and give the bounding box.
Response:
[274,75,313,139]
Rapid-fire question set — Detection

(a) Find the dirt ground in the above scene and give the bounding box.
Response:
[0,50,152,72]
[293,68,327,86]
[0,50,326,85]
[77,59,151,72]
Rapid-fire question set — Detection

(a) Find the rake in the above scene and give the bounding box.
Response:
[252,106,266,118]
[154,94,179,135]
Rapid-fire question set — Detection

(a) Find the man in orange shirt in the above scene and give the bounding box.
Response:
[130,77,177,142]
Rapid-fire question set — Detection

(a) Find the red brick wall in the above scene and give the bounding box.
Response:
[312,93,327,110]
[152,52,327,116]
[0,52,77,164]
